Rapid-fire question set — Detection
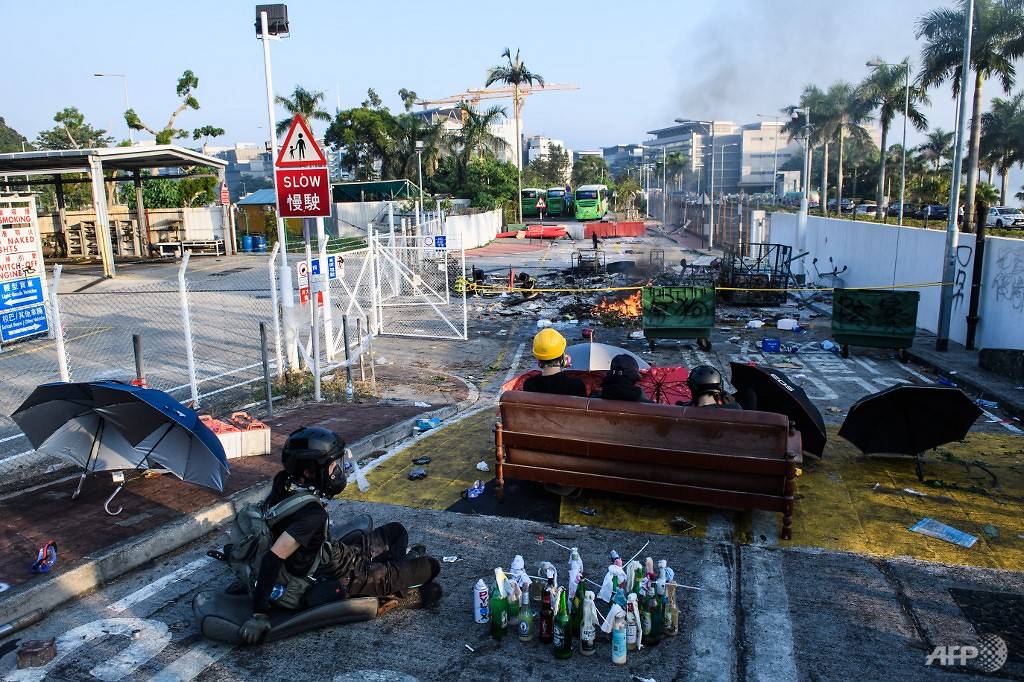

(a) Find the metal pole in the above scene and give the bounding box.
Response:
[708,123,716,249]
[356,317,366,381]
[796,108,811,278]
[316,217,335,361]
[937,0,975,351]
[304,223,321,402]
[772,120,779,198]
[49,265,70,382]
[132,334,145,387]
[662,147,667,224]
[260,10,298,371]
[898,61,910,227]
[341,314,354,402]
[417,149,425,211]
[260,321,273,417]
[267,242,284,379]
[177,252,199,407]
[365,314,378,394]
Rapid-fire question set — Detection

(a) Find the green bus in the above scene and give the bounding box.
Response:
[521,188,547,218]
[545,187,568,217]
[575,184,609,221]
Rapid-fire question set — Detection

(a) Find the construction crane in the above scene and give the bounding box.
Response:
[415,83,580,111]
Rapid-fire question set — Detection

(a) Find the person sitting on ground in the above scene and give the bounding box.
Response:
[592,354,652,402]
[522,328,588,397]
[238,427,442,644]
[677,364,742,409]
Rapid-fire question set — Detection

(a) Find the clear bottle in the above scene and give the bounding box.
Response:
[506,581,520,629]
[518,588,533,642]
[664,581,680,637]
[539,575,554,644]
[580,591,597,656]
[553,588,572,659]
[626,593,640,651]
[611,611,627,665]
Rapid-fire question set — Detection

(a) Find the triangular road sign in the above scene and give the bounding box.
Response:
[275,114,327,168]
[535,196,547,209]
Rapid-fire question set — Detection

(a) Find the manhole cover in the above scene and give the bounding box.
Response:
[950,588,1024,664]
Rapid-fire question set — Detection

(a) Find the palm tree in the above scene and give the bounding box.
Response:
[485,48,544,221]
[859,60,930,218]
[783,85,831,212]
[980,92,1024,203]
[916,128,955,169]
[918,0,1024,233]
[823,81,874,214]
[448,103,509,186]
[275,85,331,136]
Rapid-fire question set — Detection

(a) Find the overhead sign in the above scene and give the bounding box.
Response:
[275,115,328,168]
[276,167,331,218]
[0,303,47,343]
[0,199,48,347]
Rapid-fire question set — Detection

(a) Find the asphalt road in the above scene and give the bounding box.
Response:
[1,500,1018,681]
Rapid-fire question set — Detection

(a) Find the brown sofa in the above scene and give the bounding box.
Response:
[495,390,803,539]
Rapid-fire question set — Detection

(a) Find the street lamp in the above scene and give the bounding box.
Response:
[94,73,132,143]
[415,139,425,214]
[676,118,716,247]
[867,58,911,226]
[756,114,781,199]
[791,107,811,278]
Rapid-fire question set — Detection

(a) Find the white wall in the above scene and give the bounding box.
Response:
[333,201,389,237]
[444,209,502,250]
[182,207,226,240]
[769,212,1002,348]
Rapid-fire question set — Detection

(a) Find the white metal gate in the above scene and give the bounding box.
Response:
[370,224,467,340]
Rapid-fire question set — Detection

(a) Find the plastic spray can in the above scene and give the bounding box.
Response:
[611,611,627,665]
[474,578,489,624]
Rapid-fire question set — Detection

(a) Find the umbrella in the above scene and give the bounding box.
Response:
[501,368,689,405]
[838,385,982,480]
[729,362,827,457]
[563,343,651,371]
[13,381,229,514]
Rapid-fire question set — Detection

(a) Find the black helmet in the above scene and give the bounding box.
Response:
[687,365,723,395]
[609,354,641,381]
[282,427,347,497]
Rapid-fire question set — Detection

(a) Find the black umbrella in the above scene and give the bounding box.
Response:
[838,385,982,480]
[729,362,827,457]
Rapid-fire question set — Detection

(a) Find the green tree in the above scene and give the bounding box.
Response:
[125,70,219,145]
[860,59,930,218]
[0,116,29,152]
[35,107,113,149]
[572,155,610,187]
[398,88,418,112]
[917,128,955,169]
[385,113,446,182]
[274,85,331,136]
[614,176,642,212]
[783,85,832,213]
[325,105,396,180]
[979,92,1024,203]
[523,143,570,188]
[361,88,385,110]
[485,48,545,221]
[192,125,225,146]
[918,0,1024,233]
[115,169,217,208]
[447,103,509,186]
[823,81,875,213]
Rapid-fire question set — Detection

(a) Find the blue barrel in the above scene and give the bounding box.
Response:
[253,236,267,252]
[241,235,254,252]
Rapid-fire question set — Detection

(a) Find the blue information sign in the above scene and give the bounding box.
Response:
[0,303,48,342]
[0,277,44,309]
[311,256,338,280]
[434,236,447,249]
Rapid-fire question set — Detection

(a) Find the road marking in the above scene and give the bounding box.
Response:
[743,547,799,682]
[750,510,778,546]
[978,407,1023,434]
[834,375,879,394]
[685,512,735,681]
[798,373,838,401]
[501,342,526,387]
[150,639,233,682]
[896,363,935,384]
[0,474,79,502]
[0,433,26,444]
[108,556,214,614]
[850,356,880,375]
[0,449,33,464]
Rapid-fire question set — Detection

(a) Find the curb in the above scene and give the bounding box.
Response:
[903,348,1024,420]
[0,402,463,625]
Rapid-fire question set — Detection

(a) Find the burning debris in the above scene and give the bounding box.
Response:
[591,291,643,327]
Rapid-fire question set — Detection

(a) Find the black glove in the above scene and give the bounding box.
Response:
[238,613,271,645]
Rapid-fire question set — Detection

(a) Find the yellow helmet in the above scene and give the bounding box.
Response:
[533,328,567,361]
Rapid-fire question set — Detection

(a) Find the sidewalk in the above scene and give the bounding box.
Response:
[906,330,1024,421]
[0,400,437,605]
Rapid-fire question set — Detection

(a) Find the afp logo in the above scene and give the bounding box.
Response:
[925,634,1008,673]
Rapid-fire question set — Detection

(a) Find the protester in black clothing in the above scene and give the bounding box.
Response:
[239,427,441,644]
[592,354,652,402]
[522,328,588,397]
[677,364,743,409]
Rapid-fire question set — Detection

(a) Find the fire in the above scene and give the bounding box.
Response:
[592,290,642,318]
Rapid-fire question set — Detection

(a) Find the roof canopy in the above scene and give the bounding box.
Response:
[0,145,227,177]
[331,179,419,202]
[237,188,277,206]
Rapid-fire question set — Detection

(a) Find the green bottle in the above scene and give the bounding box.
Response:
[489,580,508,640]
[570,579,585,637]
[518,589,533,642]
[552,588,572,659]
[648,579,666,646]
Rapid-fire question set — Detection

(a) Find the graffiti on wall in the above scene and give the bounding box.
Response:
[993,248,1024,314]
[952,244,972,312]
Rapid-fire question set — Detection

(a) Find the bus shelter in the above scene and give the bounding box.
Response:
[0,146,228,277]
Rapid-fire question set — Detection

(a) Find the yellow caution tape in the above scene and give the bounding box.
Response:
[465,281,951,295]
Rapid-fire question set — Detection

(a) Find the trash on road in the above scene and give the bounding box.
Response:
[407,467,427,480]
[672,516,695,533]
[414,417,442,432]
[412,456,432,465]
[476,461,490,472]
[761,337,781,353]
[464,644,476,652]
[413,401,431,408]
[16,638,56,669]
[938,377,958,387]
[821,340,838,352]
[578,507,597,516]
[629,330,645,339]
[30,541,57,574]
[463,480,485,498]
[908,518,977,548]
[982,524,1000,541]
[442,555,461,563]
[746,320,765,329]
[776,318,799,330]
[0,582,8,593]
[536,319,553,329]
[976,399,999,409]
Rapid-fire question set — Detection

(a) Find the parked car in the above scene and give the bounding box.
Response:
[986,206,1024,228]
[853,203,878,216]
[915,204,949,220]
[886,202,916,217]
[826,198,855,213]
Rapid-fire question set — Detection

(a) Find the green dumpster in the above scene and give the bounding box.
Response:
[831,288,920,361]
[642,286,716,350]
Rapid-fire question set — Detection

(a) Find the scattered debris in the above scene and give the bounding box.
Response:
[0,583,8,593]
[411,456,432,465]
[976,399,999,409]
[982,524,1000,541]
[746,320,765,329]
[16,638,56,669]
[407,468,427,480]
[827,406,843,413]
[908,518,977,548]
[672,516,695,533]
[776,318,799,330]
[938,377,958,388]
[821,340,838,352]
[536,319,553,329]
[578,507,597,516]
[464,644,475,653]
[761,337,781,353]
[442,556,461,563]
[629,330,646,339]
[414,417,441,432]
[463,480,485,499]
[413,401,431,408]
[476,461,490,472]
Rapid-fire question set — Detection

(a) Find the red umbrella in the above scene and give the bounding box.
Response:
[502,367,690,406]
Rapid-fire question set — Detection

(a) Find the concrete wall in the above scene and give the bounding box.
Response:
[769,212,1002,348]
[444,209,502,250]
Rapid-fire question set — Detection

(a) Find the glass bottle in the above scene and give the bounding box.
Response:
[553,588,572,659]
[611,611,627,665]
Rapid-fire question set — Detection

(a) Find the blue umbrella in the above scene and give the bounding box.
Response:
[13,381,229,513]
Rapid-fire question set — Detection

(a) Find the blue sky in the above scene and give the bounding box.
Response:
[4,0,1020,189]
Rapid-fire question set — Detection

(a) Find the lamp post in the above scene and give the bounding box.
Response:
[94,73,132,143]
[791,107,811,278]
[415,139,425,214]
[676,118,716,248]
[756,114,781,198]
[867,58,911,226]
[255,4,299,372]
